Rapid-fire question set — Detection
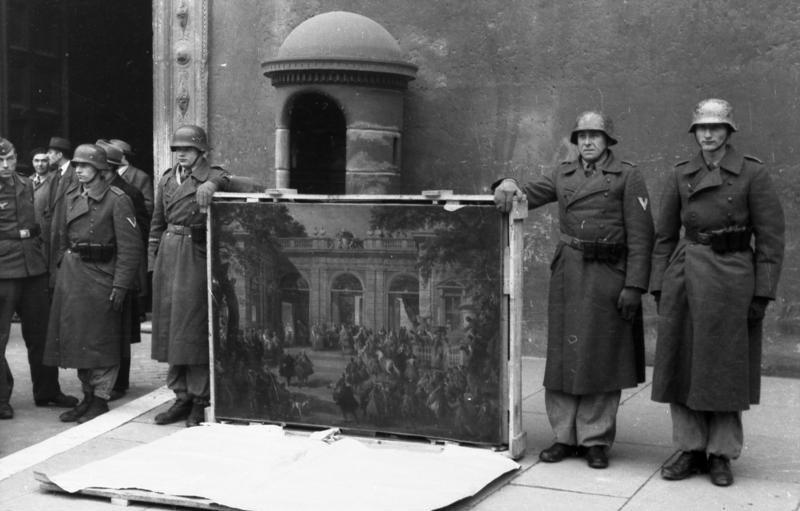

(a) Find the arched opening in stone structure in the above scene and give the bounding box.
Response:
[288,92,346,194]
[330,273,362,327]
[279,273,309,346]
[388,274,419,333]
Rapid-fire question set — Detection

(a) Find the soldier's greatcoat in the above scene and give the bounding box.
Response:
[520,150,654,394]
[149,158,228,365]
[650,145,784,411]
[45,179,142,368]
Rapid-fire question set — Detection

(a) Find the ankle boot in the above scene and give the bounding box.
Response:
[154,398,193,425]
[77,397,109,424]
[186,400,207,428]
[60,393,93,422]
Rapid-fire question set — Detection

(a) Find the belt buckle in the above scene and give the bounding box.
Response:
[19,229,30,239]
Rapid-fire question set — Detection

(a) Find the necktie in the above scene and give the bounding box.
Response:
[584,162,596,178]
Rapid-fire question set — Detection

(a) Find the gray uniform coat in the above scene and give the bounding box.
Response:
[149,158,229,365]
[520,150,654,394]
[45,179,143,368]
[650,145,784,411]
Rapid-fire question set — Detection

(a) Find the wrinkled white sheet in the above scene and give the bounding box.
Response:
[47,423,519,511]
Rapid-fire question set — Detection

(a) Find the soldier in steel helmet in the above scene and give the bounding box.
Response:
[494,111,654,469]
[149,125,231,428]
[44,143,143,424]
[0,138,78,420]
[650,99,784,487]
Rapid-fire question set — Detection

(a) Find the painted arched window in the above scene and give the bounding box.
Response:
[388,274,419,332]
[330,273,363,326]
[279,273,309,345]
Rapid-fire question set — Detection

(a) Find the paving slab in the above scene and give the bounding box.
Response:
[511,442,671,498]
[623,473,800,511]
[469,483,627,511]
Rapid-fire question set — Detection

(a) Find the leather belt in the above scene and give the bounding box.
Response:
[560,233,592,250]
[0,225,41,240]
[166,224,192,235]
[684,231,712,245]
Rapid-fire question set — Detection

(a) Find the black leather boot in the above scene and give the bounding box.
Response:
[186,400,207,428]
[77,397,109,424]
[59,393,93,422]
[709,454,734,486]
[154,398,193,425]
[661,450,709,480]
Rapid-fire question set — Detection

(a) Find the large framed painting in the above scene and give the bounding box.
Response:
[208,193,525,454]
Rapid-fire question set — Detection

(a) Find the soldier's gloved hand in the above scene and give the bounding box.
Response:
[747,296,770,325]
[493,179,524,213]
[196,180,219,210]
[110,287,127,312]
[617,287,642,321]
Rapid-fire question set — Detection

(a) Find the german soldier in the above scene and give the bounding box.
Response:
[651,99,785,486]
[0,138,77,419]
[494,111,654,469]
[150,125,231,427]
[44,144,143,423]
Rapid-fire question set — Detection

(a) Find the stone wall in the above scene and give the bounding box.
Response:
[205,0,800,375]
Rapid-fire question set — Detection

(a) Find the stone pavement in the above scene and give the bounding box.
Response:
[1,323,799,511]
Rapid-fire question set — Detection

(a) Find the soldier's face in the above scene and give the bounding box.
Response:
[47,148,62,165]
[694,124,729,153]
[32,153,49,175]
[0,151,17,177]
[576,130,608,164]
[75,162,99,183]
[174,147,202,169]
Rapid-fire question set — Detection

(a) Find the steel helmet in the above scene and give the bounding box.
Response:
[569,111,618,146]
[689,98,737,132]
[96,139,124,166]
[170,125,209,152]
[71,144,110,171]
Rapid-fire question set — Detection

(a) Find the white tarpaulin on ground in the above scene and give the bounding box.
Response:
[47,423,519,511]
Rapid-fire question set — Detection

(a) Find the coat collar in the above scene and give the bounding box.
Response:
[82,179,111,202]
[682,144,744,176]
[561,150,621,175]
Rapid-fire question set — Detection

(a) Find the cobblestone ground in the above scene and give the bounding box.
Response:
[0,321,167,457]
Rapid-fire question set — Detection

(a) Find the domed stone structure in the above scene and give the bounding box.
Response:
[263,11,417,194]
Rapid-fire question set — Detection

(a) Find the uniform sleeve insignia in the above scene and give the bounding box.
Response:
[743,154,763,164]
[637,197,649,211]
[126,217,137,229]
[0,202,6,210]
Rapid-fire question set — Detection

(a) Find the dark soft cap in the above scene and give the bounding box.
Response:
[48,136,72,152]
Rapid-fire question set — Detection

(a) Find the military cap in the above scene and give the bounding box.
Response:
[0,137,15,157]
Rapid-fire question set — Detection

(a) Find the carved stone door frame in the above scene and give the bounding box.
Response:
[153,0,209,181]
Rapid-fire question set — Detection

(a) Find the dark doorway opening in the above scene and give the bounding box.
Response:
[67,1,153,175]
[289,93,346,194]
[0,1,152,175]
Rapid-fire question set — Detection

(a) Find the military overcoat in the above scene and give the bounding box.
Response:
[44,179,143,368]
[149,158,229,365]
[650,145,784,411]
[520,150,654,394]
[0,174,48,278]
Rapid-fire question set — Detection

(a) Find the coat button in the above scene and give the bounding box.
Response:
[727,197,733,202]
[604,192,609,197]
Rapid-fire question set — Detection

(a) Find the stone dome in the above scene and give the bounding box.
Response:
[263,11,417,82]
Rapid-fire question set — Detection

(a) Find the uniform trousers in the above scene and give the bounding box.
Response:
[166,363,209,404]
[670,403,743,459]
[0,274,62,403]
[78,366,119,400]
[545,389,621,447]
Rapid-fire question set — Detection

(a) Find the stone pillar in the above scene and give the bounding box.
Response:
[153,0,209,182]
